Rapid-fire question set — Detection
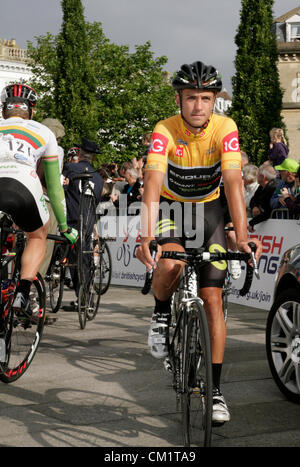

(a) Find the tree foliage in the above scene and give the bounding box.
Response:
[229,0,285,165]
[26,0,177,166]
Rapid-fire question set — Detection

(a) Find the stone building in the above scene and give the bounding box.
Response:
[273,6,300,160]
[0,38,32,97]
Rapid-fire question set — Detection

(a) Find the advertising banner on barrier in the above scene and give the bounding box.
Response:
[100,216,300,311]
[228,219,300,310]
[100,214,146,287]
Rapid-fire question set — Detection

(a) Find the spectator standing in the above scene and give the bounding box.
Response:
[241,151,249,168]
[268,128,289,166]
[243,164,259,217]
[270,158,300,211]
[279,166,300,217]
[248,162,280,232]
[114,167,143,212]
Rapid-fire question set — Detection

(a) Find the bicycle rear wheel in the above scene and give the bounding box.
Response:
[0,274,46,383]
[181,300,213,447]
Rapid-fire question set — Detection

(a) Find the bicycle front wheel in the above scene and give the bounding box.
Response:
[77,188,97,288]
[99,241,112,295]
[77,284,87,329]
[47,243,66,313]
[0,274,46,383]
[181,300,213,447]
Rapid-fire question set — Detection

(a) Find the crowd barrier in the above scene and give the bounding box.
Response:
[99,214,300,311]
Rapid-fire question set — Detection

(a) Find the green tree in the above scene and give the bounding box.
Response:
[26,1,177,165]
[229,0,284,165]
[95,40,177,164]
[54,0,99,148]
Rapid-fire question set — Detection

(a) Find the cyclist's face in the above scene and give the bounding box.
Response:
[176,89,216,132]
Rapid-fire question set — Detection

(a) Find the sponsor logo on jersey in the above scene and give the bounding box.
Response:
[175,146,184,157]
[176,139,188,146]
[222,131,239,153]
[206,146,216,155]
[14,153,28,162]
[149,132,168,155]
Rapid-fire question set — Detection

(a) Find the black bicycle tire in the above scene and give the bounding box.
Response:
[77,284,87,329]
[100,241,112,295]
[77,186,97,287]
[0,274,46,383]
[86,235,102,321]
[181,300,213,447]
[48,244,66,313]
[266,288,300,403]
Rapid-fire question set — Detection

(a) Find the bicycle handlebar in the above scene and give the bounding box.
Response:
[46,233,69,243]
[141,240,258,297]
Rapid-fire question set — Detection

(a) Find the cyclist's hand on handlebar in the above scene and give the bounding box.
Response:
[136,238,161,272]
[237,238,262,262]
[61,226,78,244]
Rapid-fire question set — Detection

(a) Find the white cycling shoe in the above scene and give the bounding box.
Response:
[229,260,242,280]
[212,388,231,426]
[148,312,170,359]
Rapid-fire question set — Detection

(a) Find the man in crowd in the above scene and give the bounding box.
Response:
[248,162,280,232]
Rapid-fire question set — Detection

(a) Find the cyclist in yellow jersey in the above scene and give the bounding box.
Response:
[137,61,261,426]
[0,83,78,317]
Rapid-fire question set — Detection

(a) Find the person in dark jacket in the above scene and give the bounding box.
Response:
[63,138,104,307]
[63,138,104,225]
[248,162,280,232]
[268,128,289,166]
[112,167,143,213]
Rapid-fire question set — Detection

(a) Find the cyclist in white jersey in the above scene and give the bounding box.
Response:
[0,83,78,316]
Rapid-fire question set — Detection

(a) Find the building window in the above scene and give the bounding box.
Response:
[291,23,300,41]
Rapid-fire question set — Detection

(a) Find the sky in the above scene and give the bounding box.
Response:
[1,0,299,94]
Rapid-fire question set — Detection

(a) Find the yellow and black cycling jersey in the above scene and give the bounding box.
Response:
[145,113,241,203]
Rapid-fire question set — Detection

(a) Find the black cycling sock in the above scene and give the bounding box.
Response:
[154,296,171,315]
[212,363,222,391]
[16,279,32,300]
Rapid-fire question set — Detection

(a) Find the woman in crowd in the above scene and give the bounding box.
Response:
[268,128,289,166]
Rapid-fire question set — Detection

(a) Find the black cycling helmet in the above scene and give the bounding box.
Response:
[172,61,222,93]
[1,83,37,108]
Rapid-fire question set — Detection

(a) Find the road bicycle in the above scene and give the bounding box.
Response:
[142,240,258,447]
[71,171,102,329]
[0,211,46,383]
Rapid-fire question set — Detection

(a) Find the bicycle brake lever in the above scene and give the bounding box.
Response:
[148,240,158,272]
[249,242,260,279]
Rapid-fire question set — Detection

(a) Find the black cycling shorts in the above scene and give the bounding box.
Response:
[0,177,47,232]
[155,196,227,288]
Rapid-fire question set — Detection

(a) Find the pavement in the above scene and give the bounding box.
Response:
[0,284,300,448]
